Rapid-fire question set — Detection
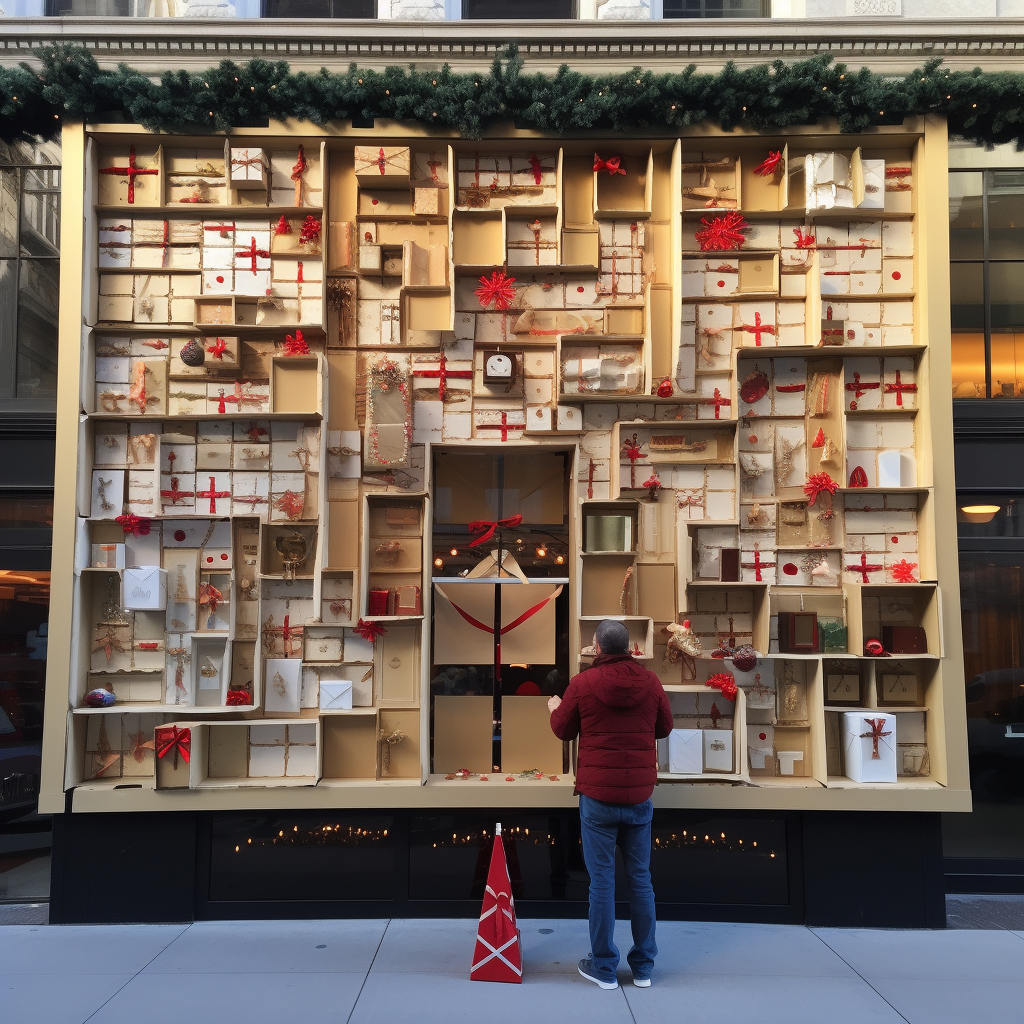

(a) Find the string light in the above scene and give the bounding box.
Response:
[433,556,444,568]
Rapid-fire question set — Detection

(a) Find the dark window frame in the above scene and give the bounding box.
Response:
[662,0,770,17]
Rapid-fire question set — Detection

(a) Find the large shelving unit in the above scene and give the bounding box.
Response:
[38,116,970,816]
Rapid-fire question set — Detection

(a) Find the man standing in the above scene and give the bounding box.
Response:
[548,618,673,990]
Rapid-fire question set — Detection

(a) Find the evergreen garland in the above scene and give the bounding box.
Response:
[2,43,1024,147]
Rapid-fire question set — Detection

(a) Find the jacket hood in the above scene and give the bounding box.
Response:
[589,653,651,708]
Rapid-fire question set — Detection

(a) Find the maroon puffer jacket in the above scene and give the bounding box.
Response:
[550,653,673,804]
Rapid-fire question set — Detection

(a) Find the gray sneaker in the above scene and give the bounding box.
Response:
[632,975,651,988]
[577,957,618,990]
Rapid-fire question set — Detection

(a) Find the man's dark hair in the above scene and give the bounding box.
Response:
[595,618,630,655]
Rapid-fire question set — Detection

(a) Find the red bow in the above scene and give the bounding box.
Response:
[155,726,191,765]
[467,514,523,548]
[706,672,738,702]
[226,689,252,706]
[593,154,626,175]
[803,472,839,505]
[115,513,151,537]
[354,618,388,643]
[283,329,309,356]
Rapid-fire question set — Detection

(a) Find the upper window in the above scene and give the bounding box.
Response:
[0,141,60,413]
[462,0,576,17]
[261,0,376,14]
[950,168,1024,399]
[663,0,770,16]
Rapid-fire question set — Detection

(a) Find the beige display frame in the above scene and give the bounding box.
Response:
[41,116,970,816]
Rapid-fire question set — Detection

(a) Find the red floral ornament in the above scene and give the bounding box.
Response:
[273,490,305,520]
[474,271,517,310]
[656,379,674,398]
[206,336,228,360]
[283,329,309,356]
[695,211,748,251]
[274,214,291,235]
[226,689,252,706]
[793,226,817,249]
[706,671,738,701]
[752,150,784,177]
[115,513,151,536]
[889,558,919,583]
[354,618,388,643]
[803,472,839,505]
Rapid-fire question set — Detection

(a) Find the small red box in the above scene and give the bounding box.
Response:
[368,588,390,616]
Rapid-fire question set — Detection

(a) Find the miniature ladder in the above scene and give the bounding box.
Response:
[470,823,523,984]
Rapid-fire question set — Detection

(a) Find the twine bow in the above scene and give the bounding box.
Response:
[467,514,523,548]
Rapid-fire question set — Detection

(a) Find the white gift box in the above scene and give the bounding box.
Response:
[343,630,374,664]
[235,269,272,298]
[882,220,914,258]
[841,711,897,783]
[883,258,913,293]
[877,449,917,488]
[319,679,353,711]
[124,567,167,610]
[526,405,553,431]
[231,472,269,517]
[556,405,583,432]
[193,472,232,516]
[703,729,734,772]
[882,358,917,410]
[229,147,267,188]
[264,658,302,714]
[845,358,883,411]
[667,729,703,774]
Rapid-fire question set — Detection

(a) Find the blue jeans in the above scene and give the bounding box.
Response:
[579,794,657,982]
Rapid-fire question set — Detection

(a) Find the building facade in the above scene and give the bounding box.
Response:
[1,10,1022,919]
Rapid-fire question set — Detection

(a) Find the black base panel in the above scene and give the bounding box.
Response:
[49,804,946,927]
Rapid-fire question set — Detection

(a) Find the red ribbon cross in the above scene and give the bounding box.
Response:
[196,475,230,515]
[860,717,892,760]
[235,235,270,275]
[160,476,195,509]
[741,545,776,582]
[476,412,523,442]
[100,145,158,204]
[412,350,473,403]
[846,552,883,584]
[736,312,776,347]
[703,387,732,419]
[884,369,917,407]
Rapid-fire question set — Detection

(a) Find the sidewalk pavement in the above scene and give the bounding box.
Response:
[2,913,1023,1024]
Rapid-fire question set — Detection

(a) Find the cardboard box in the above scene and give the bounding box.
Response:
[703,729,734,773]
[667,728,703,774]
[91,543,126,569]
[229,147,267,189]
[354,146,411,187]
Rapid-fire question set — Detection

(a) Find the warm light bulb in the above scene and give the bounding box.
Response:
[450,547,458,557]
[433,556,444,567]
[555,554,565,565]
[536,546,547,558]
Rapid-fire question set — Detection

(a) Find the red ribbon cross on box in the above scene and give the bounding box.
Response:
[467,514,524,548]
[702,387,732,419]
[156,726,191,768]
[196,475,230,515]
[100,145,159,205]
[215,382,263,415]
[845,372,880,402]
[236,235,270,275]
[160,476,195,510]
[476,411,524,443]
[884,370,917,407]
[846,552,883,584]
[735,312,776,347]
[741,545,776,582]
[412,350,473,403]
[860,717,892,760]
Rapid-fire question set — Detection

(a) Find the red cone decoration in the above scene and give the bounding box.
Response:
[470,824,523,984]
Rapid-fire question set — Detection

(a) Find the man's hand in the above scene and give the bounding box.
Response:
[547,695,561,713]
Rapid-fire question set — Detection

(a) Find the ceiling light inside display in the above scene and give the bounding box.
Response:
[958,504,1001,523]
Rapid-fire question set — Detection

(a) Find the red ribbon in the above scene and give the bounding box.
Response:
[354,618,388,643]
[467,514,523,548]
[440,587,561,637]
[155,726,191,765]
[116,513,151,537]
[593,154,626,175]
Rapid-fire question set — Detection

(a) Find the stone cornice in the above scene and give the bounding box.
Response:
[2,16,1024,73]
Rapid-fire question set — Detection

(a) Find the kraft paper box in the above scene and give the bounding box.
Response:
[124,567,167,611]
[703,729,734,773]
[229,147,267,188]
[354,145,411,187]
[126,469,157,516]
[841,711,897,783]
[668,729,703,774]
[320,679,353,711]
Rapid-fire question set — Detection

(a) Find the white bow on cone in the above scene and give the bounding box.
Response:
[470,823,523,984]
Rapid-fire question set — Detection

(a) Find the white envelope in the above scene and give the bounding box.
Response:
[320,680,353,711]
[668,728,703,774]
